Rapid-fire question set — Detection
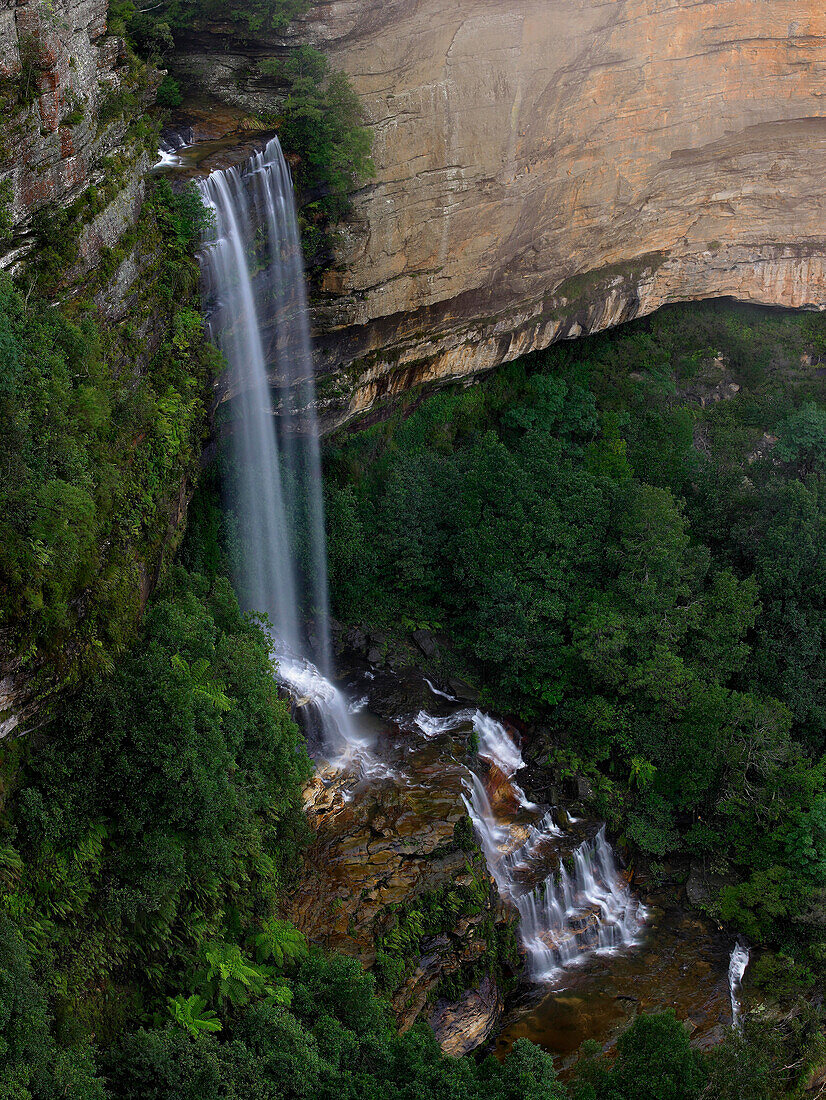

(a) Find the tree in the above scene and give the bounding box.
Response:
[571,1012,705,1100]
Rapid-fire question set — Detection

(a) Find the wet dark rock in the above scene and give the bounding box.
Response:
[686,862,735,909]
[576,775,595,802]
[412,629,438,658]
[344,625,368,654]
[448,678,479,703]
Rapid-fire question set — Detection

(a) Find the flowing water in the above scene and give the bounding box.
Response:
[191,136,736,1063]
[196,138,365,769]
[155,128,194,169]
[456,711,646,983]
[728,942,750,1030]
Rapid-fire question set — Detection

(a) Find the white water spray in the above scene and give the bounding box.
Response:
[197,139,363,767]
[728,942,750,1029]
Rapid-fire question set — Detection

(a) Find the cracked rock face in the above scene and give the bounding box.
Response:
[0,0,155,272]
[176,0,826,426]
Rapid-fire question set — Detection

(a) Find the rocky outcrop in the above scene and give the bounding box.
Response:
[289,762,517,1049]
[173,0,826,428]
[429,976,503,1057]
[0,0,158,273]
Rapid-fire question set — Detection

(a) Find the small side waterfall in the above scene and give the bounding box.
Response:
[155,128,194,169]
[728,942,750,1029]
[197,138,362,766]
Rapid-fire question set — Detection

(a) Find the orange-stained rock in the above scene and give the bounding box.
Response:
[486,765,522,816]
[173,0,826,427]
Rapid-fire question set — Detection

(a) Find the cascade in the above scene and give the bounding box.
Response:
[451,711,644,982]
[196,138,366,767]
[728,942,750,1029]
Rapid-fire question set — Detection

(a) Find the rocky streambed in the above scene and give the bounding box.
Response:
[286,673,519,1055]
[283,659,740,1067]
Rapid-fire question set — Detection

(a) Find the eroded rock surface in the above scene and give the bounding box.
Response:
[287,715,519,1048]
[0,0,156,272]
[175,0,826,427]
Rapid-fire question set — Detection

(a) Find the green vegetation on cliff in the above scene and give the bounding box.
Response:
[0,569,310,1036]
[325,302,826,991]
[114,0,311,38]
[374,850,520,1001]
[259,45,375,270]
[0,180,217,691]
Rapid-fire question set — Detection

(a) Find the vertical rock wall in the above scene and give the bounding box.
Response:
[170,0,826,427]
[0,0,154,273]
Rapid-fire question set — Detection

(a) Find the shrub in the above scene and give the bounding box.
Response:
[156,74,183,108]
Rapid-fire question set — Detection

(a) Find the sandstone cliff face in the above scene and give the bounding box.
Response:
[0,0,153,273]
[175,0,826,428]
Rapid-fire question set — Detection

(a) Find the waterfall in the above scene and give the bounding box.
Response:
[452,711,644,982]
[194,134,644,980]
[728,942,750,1029]
[196,138,363,766]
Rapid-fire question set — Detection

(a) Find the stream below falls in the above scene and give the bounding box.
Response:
[287,660,739,1070]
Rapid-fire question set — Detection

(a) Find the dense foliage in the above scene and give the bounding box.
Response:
[325,302,826,980]
[0,181,217,687]
[116,0,312,37]
[258,45,375,269]
[0,568,313,1095]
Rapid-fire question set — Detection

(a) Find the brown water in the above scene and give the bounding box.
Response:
[492,892,733,1075]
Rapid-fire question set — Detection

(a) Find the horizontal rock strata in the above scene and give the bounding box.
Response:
[175,0,826,427]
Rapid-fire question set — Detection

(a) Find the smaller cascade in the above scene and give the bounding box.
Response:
[728,942,750,1030]
[472,712,537,811]
[423,677,459,702]
[277,656,367,760]
[462,772,514,876]
[513,827,644,981]
[498,810,563,880]
[276,653,393,780]
[447,707,645,982]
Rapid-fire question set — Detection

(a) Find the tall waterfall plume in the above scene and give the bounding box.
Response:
[197,138,360,764]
